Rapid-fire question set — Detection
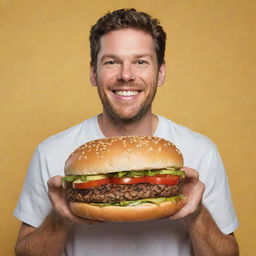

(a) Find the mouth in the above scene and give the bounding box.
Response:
[112,90,141,97]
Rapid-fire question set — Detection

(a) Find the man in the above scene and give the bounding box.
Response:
[14,9,239,256]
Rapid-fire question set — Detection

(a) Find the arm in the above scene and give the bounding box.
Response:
[15,212,71,256]
[15,175,100,256]
[170,168,239,256]
[185,206,239,256]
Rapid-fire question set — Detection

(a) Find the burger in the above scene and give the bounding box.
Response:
[62,136,186,222]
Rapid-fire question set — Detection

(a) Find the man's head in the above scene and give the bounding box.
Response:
[89,9,166,122]
[90,8,166,71]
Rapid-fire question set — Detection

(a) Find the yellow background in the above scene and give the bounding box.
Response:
[1,0,255,255]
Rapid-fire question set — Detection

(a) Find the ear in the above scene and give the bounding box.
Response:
[90,64,97,87]
[157,62,166,87]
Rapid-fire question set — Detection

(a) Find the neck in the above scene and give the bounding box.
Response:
[98,111,159,137]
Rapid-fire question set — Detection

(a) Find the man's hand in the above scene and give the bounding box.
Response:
[170,167,205,220]
[15,176,101,256]
[169,168,239,255]
[47,175,101,226]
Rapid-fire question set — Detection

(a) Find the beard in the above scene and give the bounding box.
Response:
[97,81,158,123]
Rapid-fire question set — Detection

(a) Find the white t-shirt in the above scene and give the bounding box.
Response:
[14,115,238,256]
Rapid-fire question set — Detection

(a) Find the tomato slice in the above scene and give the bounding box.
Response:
[110,175,180,185]
[144,175,179,185]
[110,177,145,184]
[72,175,180,188]
[73,178,110,189]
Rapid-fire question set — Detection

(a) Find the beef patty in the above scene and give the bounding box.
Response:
[66,182,184,203]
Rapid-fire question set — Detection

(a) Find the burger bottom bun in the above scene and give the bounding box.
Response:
[69,199,185,222]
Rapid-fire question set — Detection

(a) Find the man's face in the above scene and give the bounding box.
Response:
[91,28,165,121]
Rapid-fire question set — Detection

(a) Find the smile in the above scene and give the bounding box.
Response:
[113,90,140,96]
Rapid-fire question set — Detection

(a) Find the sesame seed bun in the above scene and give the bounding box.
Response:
[69,199,185,222]
[64,136,183,175]
[64,136,185,222]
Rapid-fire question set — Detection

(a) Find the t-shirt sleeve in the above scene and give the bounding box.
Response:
[14,146,52,228]
[202,145,239,235]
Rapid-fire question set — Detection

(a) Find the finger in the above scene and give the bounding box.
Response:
[63,208,104,224]
[48,176,105,225]
[47,175,63,190]
[169,209,188,220]
[74,216,104,224]
[51,208,103,225]
[48,176,104,225]
[169,181,205,220]
[181,167,199,179]
[47,176,66,207]
[170,204,200,220]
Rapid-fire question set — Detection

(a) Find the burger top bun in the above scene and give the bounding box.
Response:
[64,136,183,175]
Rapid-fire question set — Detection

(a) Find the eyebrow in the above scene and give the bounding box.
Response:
[100,55,117,62]
[100,54,153,62]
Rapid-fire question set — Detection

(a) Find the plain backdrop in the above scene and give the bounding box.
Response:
[1,0,255,255]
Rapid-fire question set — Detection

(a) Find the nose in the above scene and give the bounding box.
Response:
[117,63,135,82]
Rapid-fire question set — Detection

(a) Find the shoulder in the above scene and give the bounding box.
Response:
[157,116,219,173]
[158,115,216,151]
[37,116,98,160]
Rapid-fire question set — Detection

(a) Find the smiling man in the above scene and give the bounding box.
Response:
[92,28,165,125]
[14,9,239,256]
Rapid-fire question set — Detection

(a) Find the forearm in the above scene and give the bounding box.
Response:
[184,205,239,256]
[15,211,72,256]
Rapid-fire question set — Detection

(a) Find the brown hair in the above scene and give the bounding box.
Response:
[90,8,166,70]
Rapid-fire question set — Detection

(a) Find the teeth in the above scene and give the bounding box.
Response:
[115,91,139,96]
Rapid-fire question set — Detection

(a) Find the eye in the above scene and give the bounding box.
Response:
[104,60,118,65]
[136,60,149,65]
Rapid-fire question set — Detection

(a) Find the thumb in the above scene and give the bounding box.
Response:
[47,175,63,192]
